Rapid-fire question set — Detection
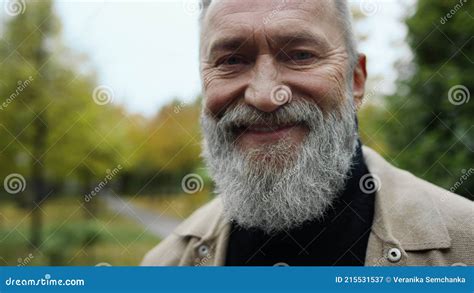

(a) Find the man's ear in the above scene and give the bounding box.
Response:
[352,53,367,109]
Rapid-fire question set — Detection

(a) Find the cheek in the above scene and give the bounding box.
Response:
[202,72,248,116]
[284,67,348,113]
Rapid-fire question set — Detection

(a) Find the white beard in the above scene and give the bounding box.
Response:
[201,98,358,234]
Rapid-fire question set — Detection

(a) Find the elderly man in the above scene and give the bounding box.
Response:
[142,0,473,266]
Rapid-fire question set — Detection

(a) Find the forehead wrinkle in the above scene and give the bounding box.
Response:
[204,0,329,34]
[204,23,331,61]
[205,0,335,26]
[265,29,331,53]
[205,25,257,61]
[201,0,345,64]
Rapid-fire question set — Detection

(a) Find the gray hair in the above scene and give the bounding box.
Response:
[201,90,358,233]
[199,0,358,71]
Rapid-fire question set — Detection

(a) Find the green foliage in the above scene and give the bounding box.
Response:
[41,221,102,265]
[122,98,205,193]
[0,198,159,266]
[0,1,195,195]
[384,0,473,199]
[0,0,126,186]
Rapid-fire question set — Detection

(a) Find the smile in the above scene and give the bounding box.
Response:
[233,123,307,144]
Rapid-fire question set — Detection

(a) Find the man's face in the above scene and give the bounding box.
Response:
[200,0,361,151]
[199,0,367,233]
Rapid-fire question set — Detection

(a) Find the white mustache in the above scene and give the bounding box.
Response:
[200,95,358,234]
[217,99,323,133]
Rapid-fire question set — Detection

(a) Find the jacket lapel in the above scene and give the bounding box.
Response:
[362,146,451,265]
[172,146,452,266]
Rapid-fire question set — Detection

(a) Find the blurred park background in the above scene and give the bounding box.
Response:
[0,0,472,266]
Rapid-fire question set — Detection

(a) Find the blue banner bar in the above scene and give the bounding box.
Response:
[1,267,472,292]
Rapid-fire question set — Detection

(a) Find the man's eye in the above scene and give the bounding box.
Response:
[225,56,242,65]
[290,51,315,61]
[217,56,244,66]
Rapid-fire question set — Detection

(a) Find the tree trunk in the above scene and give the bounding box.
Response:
[30,115,47,248]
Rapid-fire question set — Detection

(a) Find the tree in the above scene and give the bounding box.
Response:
[122,98,204,194]
[384,0,473,199]
[0,0,128,246]
[0,0,61,247]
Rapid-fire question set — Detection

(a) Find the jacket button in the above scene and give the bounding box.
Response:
[387,248,402,262]
[197,244,210,258]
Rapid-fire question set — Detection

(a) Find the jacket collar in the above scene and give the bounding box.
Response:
[362,146,451,250]
[174,197,227,239]
[175,146,452,251]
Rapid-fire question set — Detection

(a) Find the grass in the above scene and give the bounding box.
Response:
[0,196,160,266]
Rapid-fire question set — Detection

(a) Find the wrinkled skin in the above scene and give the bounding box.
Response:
[200,0,367,150]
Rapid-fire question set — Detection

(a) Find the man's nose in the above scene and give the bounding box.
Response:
[244,58,290,113]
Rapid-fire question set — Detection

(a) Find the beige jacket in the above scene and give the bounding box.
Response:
[141,146,474,266]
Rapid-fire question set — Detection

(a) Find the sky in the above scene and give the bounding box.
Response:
[55,0,203,116]
[3,0,415,116]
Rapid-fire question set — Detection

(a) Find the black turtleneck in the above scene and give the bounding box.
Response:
[224,141,376,266]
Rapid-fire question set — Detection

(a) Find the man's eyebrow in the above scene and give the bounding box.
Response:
[207,36,251,61]
[269,31,331,51]
[205,31,330,61]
